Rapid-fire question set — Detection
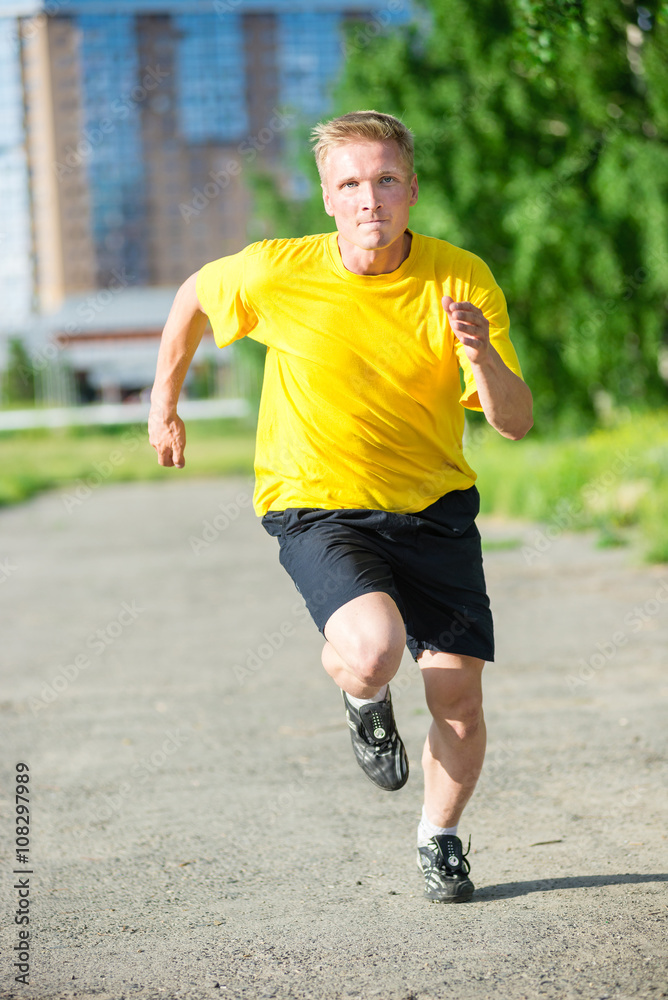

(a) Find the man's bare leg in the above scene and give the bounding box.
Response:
[418,651,486,827]
[414,651,484,901]
[321,591,406,696]
[321,591,409,791]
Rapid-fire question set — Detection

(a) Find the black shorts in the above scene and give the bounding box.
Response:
[261,487,494,662]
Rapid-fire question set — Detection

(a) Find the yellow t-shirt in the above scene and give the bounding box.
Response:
[196,229,523,515]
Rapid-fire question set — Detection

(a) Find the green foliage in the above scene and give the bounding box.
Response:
[252,0,668,431]
[0,419,257,507]
[248,153,334,242]
[1,338,35,406]
[233,337,268,410]
[509,0,599,67]
[468,409,668,562]
[2,413,665,564]
[338,0,668,429]
[188,358,219,400]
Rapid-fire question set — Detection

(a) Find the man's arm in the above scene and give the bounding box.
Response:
[443,295,533,441]
[149,271,209,467]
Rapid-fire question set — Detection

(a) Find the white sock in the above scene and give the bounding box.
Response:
[417,805,458,847]
[344,684,388,709]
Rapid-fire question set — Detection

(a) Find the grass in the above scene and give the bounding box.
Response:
[468,410,668,563]
[0,418,257,506]
[1,408,666,563]
[480,537,523,552]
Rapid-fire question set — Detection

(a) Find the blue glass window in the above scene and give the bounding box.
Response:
[77,14,148,284]
[277,12,342,119]
[175,14,248,144]
[0,18,32,326]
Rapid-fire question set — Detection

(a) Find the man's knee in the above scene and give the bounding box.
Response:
[425,686,484,738]
[420,654,484,732]
[446,698,484,740]
[423,700,484,753]
[344,639,402,688]
[324,591,406,688]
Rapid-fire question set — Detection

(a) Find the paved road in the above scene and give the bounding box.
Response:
[1,479,667,1000]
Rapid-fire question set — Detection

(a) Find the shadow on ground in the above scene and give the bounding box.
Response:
[476,871,668,901]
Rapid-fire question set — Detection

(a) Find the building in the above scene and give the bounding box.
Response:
[0,0,411,405]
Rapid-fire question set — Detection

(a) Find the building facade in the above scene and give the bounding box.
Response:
[0,0,410,402]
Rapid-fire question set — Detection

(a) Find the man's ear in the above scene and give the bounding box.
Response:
[409,173,419,207]
[322,183,335,218]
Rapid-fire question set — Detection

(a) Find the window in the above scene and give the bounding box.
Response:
[277,12,343,118]
[175,14,248,144]
[77,14,148,283]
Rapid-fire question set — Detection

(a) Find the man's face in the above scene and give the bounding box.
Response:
[321,139,418,253]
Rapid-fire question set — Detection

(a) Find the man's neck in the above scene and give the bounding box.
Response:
[337,231,412,276]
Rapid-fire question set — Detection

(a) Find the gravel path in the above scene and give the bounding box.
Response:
[1,478,667,1000]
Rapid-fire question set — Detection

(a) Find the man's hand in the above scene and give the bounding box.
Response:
[148,405,187,468]
[442,294,533,440]
[147,271,208,469]
[442,295,490,365]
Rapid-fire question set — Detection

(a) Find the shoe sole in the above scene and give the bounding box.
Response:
[350,735,409,791]
[417,858,474,903]
[426,883,474,903]
[355,754,409,792]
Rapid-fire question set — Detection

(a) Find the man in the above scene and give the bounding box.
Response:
[149,110,532,903]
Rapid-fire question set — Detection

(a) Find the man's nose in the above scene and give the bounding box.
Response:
[359,182,382,210]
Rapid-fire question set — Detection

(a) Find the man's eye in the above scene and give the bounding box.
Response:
[380,176,395,183]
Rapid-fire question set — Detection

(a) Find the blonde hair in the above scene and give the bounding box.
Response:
[311,110,414,184]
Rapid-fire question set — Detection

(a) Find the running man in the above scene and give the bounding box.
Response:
[149,110,533,903]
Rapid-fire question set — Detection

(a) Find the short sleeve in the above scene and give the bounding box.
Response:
[453,258,524,411]
[196,247,259,349]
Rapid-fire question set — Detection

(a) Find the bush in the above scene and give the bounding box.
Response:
[1,338,35,406]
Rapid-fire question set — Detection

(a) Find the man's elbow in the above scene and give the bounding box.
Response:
[507,386,533,440]
[503,410,533,441]
[505,421,532,441]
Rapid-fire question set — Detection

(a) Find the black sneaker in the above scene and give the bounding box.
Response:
[417,834,474,903]
[342,688,409,791]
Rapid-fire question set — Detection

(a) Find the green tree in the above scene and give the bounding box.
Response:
[255,0,668,430]
[1,338,35,406]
